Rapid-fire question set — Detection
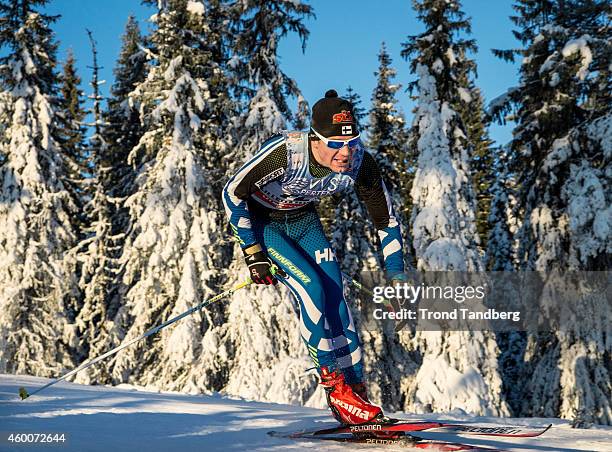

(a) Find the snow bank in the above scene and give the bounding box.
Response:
[1,374,611,451]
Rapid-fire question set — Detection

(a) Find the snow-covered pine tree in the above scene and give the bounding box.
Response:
[111,0,236,392]
[457,84,494,249]
[491,0,611,271]
[58,50,87,222]
[100,16,148,329]
[73,17,150,384]
[485,146,520,271]
[56,50,89,320]
[73,176,119,385]
[102,15,146,204]
[0,0,79,376]
[400,0,508,416]
[72,30,124,384]
[0,92,8,166]
[84,29,106,176]
[490,0,611,425]
[368,42,412,247]
[484,144,526,417]
[344,86,367,130]
[230,0,313,153]
[402,0,483,269]
[218,0,322,405]
[369,43,408,191]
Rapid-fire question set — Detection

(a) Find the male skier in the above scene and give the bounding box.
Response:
[222,89,405,425]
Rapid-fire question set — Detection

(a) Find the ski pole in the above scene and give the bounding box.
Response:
[341,272,400,313]
[341,272,374,296]
[19,277,253,400]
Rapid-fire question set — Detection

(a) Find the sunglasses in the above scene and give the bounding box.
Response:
[311,128,361,150]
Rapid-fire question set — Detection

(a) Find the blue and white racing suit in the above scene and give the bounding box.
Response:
[222,131,404,384]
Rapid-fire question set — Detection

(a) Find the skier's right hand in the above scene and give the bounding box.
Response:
[242,244,285,285]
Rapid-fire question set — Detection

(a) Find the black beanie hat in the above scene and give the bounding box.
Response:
[311,89,358,137]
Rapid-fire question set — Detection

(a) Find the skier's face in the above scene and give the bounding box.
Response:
[311,135,356,173]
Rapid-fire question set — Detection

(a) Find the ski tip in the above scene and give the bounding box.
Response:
[18,387,30,400]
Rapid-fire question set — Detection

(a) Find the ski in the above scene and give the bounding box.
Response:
[291,420,552,438]
[268,430,500,450]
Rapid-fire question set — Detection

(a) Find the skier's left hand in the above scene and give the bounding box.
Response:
[242,244,286,285]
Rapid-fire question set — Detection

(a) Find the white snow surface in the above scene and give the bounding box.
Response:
[2,374,611,452]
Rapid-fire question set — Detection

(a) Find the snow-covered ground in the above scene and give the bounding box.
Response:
[1,374,610,452]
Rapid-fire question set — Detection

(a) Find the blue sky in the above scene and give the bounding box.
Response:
[43,0,521,145]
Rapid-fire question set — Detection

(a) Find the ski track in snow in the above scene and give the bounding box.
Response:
[1,374,611,452]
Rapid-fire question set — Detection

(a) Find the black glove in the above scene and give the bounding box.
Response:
[242,244,285,285]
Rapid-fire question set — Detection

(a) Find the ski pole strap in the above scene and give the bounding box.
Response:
[20,278,252,400]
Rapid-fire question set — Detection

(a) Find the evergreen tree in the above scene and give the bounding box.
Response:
[490,0,610,270]
[56,50,88,319]
[402,0,482,269]
[72,30,123,384]
[230,0,313,153]
[0,0,79,376]
[58,50,87,205]
[0,91,9,166]
[101,16,148,329]
[72,17,150,385]
[84,29,105,170]
[486,146,524,415]
[401,0,508,416]
[485,146,520,271]
[459,85,495,249]
[102,15,147,202]
[369,43,408,187]
[343,85,367,130]
[111,0,237,392]
[491,0,611,425]
[368,42,411,244]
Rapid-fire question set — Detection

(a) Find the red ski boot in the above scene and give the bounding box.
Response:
[319,368,382,425]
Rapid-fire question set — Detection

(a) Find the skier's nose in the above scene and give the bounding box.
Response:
[337,144,350,157]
